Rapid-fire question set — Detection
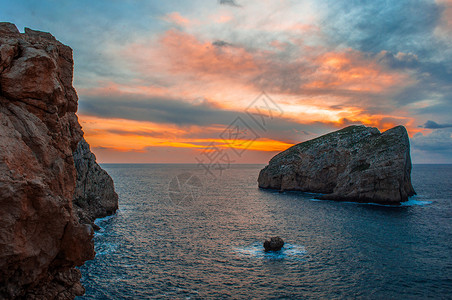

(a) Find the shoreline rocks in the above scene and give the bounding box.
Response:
[0,23,118,299]
[258,125,416,204]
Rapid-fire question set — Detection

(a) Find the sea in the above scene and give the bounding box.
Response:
[77,164,452,299]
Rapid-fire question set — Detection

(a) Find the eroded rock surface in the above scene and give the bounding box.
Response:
[0,22,117,299]
[73,138,118,227]
[263,237,285,252]
[258,125,416,204]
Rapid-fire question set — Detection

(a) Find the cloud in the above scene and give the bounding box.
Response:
[320,0,442,56]
[79,93,233,126]
[422,120,452,129]
[5,0,452,163]
[61,2,448,140]
[78,112,297,158]
[370,50,452,116]
[126,29,258,78]
[435,0,452,35]
[163,12,191,26]
[219,0,241,7]
[411,128,452,152]
[106,129,174,139]
[125,30,414,105]
[212,40,233,48]
[78,88,308,132]
[376,51,419,69]
[314,0,452,115]
[77,85,352,146]
[102,28,423,138]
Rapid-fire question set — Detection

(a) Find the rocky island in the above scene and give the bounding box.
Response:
[0,23,118,299]
[258,125,416,204]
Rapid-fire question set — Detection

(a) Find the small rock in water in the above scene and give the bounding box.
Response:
[263,237,284,252]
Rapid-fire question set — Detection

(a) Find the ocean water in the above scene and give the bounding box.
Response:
[78,164,452,299]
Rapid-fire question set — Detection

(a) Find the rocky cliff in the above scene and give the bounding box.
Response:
[258,125,416,204]
[73,138,118,228]
[0,23,118,299]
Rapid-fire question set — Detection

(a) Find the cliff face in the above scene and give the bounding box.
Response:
[258,125,416,204]
[73,138,118,227]
[0,23,117,299]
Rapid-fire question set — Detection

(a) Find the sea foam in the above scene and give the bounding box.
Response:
[234,243,306,260]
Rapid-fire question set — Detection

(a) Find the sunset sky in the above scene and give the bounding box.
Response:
[2,0,452,163]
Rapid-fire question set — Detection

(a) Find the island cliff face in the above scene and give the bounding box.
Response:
[258,125,416,204]
[0,23,118,299]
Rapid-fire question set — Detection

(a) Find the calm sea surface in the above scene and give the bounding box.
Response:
[78,164,452,299]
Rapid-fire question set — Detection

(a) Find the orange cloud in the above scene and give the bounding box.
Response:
[158,30,258,76]
[79,115,292,153]
[121,29,261,103]
[288,23,320,33]
[304,50,412,93]
[82,29,420,164]
[119,29,264,111]
[121,29,415,114]
[163,12,192,27]
[210,13,233,23]
[309,111,424,137]
[269,40,289,50]
[79,115,185,151]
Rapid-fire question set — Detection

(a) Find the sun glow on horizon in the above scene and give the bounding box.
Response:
[79,115,295,154]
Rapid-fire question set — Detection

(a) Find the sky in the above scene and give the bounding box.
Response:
[1,0,452,163]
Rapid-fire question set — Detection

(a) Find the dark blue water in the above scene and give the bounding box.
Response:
[78,164,452,299]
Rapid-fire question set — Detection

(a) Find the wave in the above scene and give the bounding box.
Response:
[95,242,118,256]
[359,198,432,207]
[94,212,118,226]
[308,197,432,207]
[400,198,432,206]
[234,242,306,260]
[94,211,119,236]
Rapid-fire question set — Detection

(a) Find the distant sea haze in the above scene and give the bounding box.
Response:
[78,164,452,299]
